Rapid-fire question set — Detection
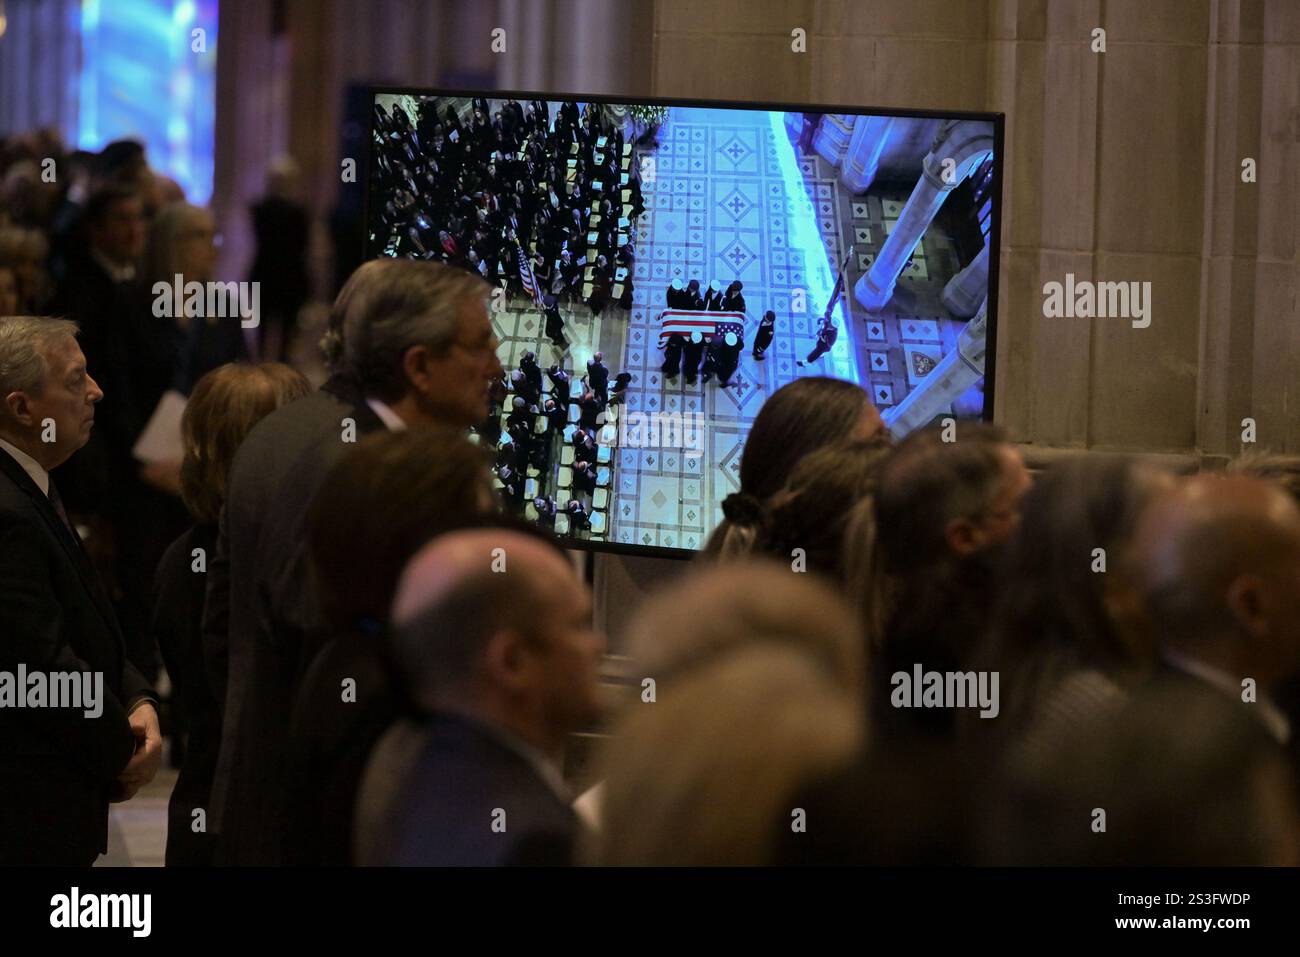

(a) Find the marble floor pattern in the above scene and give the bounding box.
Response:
[613,107,975,550]
[491,108,975,550]
[836,190,972,420]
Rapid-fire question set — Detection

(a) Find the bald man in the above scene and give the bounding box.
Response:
[1134,475,1300,745]
[355,528,604,866]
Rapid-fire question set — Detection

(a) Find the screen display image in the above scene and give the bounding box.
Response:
[368,90,1001,555]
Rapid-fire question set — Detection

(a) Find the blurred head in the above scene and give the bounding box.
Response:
[874,422,1029,575]
[320,259,502,429]
[754,439,892,583]
[96,139,148,187]
[0,263,20,316]
[708,378,884,558]
[0,316,100,470]
[146,202,217,289]
[1134,475,1300,689]
[266,156,300,200]
[1228,448,1300,505]
[980,455,1177,730]
[591,563,866,865]
[309,429,500,635]
[390,528,604,754]
[987,680,1300,865]
[0,226,51,309]
[180,363,311,525]
[84,184,146,266]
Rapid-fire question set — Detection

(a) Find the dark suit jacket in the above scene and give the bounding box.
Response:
[283,630,403,865]
[153,523,222,866]
[0,449,154,865]
[203,375,384,865]
[360,713,580,867]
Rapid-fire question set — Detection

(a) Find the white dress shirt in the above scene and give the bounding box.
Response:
[365,398,407,432]
[90,248,137,284]
[1164,650,1291,745]
[0,436,50,496]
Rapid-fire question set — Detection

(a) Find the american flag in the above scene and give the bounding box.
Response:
[516,244,542,306]
[657,310,745,347]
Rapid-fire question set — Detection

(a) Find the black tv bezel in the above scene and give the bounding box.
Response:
[363,85,1005,563]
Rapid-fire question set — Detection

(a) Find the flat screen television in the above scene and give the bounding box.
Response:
[366,87,1003,559]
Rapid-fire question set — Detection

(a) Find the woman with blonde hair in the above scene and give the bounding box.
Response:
[588,562,867,865]
[152,361,311,866]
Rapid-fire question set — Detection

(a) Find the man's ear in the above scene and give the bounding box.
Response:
[401,344,435,395]
[1225,574,1269,640]
[483,627,532,693]
[945,517,982,557]
[3,390,34,427]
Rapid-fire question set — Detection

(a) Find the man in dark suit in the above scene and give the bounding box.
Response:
[1134,475,1300,749]
[0,316,161,865]
[578,390,602,431]
[53,184,179,684]
[586,353,609,405]
[356,528,603,866]
[204,260,503,865]
[543,398,567,434]
[547,365,571,406]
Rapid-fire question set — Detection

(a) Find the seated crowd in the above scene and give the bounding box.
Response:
[371,96,643,318]
[4,208,1300,865]
[481,349,628,540]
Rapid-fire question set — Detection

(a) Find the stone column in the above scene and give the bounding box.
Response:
[882,297,988,437]
[854,119,994,312]
[839,115,894,194]
[941,241,989,318]
[812,113,856,168]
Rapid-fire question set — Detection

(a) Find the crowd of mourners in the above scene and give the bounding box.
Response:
[371,96,644,318]
[5,125,1300,870]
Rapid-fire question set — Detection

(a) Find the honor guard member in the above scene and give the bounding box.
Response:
[661,332,686,379]
[717,331,743,387]
[704,279,724,311]
[752,310,776,360]
[721,280,745,314]
[799,315,839,366]
[682,331,706,385]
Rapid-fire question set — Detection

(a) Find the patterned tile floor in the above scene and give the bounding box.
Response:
[493,108,979,550]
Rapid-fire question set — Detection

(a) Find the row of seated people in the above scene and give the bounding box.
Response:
[372,95,643,318]
[480,351,630,538]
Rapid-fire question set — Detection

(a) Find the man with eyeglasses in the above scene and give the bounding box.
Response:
[204,259,503,866]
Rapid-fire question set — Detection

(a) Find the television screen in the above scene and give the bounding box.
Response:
[367,88,1002,557]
